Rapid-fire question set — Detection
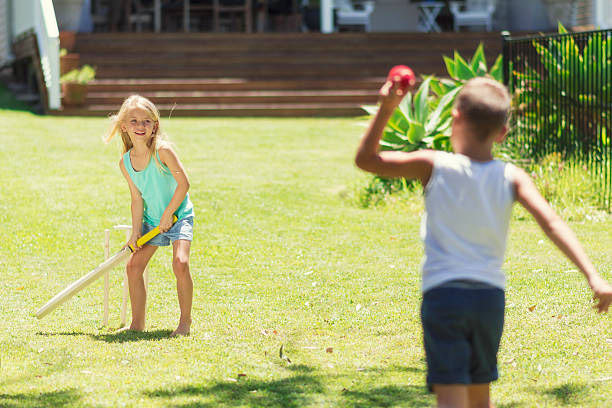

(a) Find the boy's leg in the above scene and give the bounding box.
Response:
[125,244,158,331]
[171,239,192,336]
[467,383,494,408]
[433,384,468,408]
[433,383,492,408]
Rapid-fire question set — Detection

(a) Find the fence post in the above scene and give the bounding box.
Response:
[501,31,511,87]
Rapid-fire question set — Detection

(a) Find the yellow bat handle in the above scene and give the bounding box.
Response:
[128,215,178,252]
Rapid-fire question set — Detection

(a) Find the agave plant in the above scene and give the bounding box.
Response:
[363,77,460,153]
[362,43,504,155]
[358,45,505,205]
[433,43,504,96]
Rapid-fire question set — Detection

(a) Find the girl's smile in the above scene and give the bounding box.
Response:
[122,108,157,144]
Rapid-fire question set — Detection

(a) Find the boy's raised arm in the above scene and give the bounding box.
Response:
[513,167,612,313]
[355,80,434,185]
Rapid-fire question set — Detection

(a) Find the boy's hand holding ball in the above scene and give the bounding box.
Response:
[388,65,416,92]
[380,65,416,108]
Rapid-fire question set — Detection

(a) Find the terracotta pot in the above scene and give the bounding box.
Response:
[59,31,77,52]
[60,53,80,75]
[61,82,88,106]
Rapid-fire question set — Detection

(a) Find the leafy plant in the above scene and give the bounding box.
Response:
[363,44,503,155]
[511,23,611,157]
[359,44,504,205]
[60,64,96,84]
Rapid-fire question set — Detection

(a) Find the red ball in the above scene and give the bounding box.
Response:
[387,65,416,90]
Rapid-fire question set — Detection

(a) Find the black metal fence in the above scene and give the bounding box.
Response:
[502,29,612,210]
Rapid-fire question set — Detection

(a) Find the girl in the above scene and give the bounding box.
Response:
[105,95,195,337]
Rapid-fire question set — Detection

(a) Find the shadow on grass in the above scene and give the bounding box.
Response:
[341,385,431,407]
[143,364,432,408]
[91,329,174,343]
[0,388,88,408]
[541,383,590,405]
[36,329,173,343]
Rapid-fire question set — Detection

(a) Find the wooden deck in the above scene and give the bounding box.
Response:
[52,32,504,117]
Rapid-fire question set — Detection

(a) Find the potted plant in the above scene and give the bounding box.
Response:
[60,64,96,106]
[60,48,80,75]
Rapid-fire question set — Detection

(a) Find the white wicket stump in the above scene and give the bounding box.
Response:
[103,225,149,326]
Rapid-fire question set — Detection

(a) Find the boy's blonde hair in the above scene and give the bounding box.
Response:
[104,94,168,170]
[454,77,511,141]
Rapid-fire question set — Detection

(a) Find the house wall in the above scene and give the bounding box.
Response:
[496,0,550,31]
[0,0,10,65]
[368,0,555,33]
[12,0,38,35]
[370,0,419,32]
[595,0,612,28]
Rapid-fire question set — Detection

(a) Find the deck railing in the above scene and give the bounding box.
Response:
[12,0,60,110]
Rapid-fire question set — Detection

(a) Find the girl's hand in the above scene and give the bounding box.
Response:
[127,232,142,251]
[159,212,173,233]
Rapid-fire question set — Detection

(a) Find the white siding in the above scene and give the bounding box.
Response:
[0,0,9,65]
[596,0,612,28]
[370,0,418,32]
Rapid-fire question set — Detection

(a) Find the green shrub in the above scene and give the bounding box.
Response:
[60,64,96,84]
[359,44,503,206]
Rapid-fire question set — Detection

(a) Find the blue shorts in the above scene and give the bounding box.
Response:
[141,216,194,247]
[421,282,505,391]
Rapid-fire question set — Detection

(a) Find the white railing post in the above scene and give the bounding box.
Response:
[321,0,334,33]
[35,0,61,110]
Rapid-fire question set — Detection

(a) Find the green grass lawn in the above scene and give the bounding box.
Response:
[0,109,611,407]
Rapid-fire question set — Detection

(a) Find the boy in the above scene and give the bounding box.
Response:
[355,76,612,408]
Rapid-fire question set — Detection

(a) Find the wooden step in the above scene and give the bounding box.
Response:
[86,89,379,105]
[88,78,385,92]
[50,103,368,117]
[55,31,505,117]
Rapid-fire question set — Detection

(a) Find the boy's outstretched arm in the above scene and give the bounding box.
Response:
[514,167,612,313]
[355,79,434,185]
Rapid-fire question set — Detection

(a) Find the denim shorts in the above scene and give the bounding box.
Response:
[141,216,194,247]
[421,282,505,390]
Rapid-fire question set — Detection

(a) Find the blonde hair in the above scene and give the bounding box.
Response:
[104,95,168,170]
[454,77,511,141]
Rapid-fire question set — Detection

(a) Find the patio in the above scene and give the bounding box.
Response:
[89,0,303,33]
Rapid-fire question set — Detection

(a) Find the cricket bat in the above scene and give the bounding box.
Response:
[36,216,177,319]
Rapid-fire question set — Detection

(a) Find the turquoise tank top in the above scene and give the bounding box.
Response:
[123,150,194,226]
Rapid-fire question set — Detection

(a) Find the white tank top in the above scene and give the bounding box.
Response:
[421,151,516,293]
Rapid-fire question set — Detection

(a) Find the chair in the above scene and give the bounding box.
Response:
[128,0,155,32]
[335,0,375,32]
[215,0,253,33]
[187,0,216,32]
[449,0,496,32]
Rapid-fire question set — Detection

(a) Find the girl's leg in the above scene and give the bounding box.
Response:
[171,239,192,336]
[125,244,158,331]
[433,384,468,408]
[467,383,494,408]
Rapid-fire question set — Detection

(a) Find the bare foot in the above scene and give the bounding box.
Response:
[171,323,191,337]
[115,324,144,334]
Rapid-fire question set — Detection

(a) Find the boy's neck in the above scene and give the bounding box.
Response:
[454,145,494,162]
[452,127,495,162]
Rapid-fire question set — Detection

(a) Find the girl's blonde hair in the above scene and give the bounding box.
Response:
[104,94,168,170]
